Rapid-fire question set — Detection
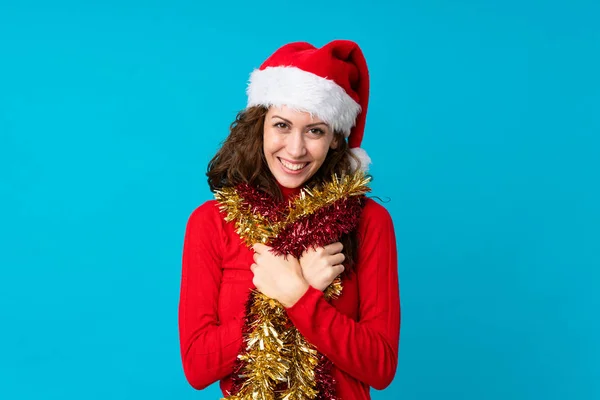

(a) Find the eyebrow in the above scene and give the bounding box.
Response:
[271,115,329,128]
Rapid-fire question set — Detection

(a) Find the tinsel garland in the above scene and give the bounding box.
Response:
[215,172,371,400]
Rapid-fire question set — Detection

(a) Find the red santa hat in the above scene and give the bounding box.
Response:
[246,40,371,172]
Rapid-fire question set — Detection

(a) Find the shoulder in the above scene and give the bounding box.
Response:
[183,200,228,256]
[360,197,393,224]
[188,199,221,219]
[185,200,224,230]
[357,197,395,236]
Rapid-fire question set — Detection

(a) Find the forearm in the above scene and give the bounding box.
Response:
[286,286,399,389]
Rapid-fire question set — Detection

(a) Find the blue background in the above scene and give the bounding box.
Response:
[1,1,598,399]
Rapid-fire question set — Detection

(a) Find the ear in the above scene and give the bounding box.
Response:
[330,135,340,150]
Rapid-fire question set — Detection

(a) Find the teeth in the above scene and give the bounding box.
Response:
[280,159,307,171]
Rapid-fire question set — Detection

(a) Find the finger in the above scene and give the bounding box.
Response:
[331,264,345,277]
[253,252,259,263]
[252,243,269,254]
[250,263,258,272]
[324,242,343,255]
[328,252,345,266]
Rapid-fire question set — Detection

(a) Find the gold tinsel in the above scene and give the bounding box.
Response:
[215,172,371,247]
[218,172,370,400]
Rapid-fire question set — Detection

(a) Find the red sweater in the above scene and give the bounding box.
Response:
[178,189,401,399]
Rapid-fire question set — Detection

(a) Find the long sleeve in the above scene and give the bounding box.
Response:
[178,201,244,390]
[285,199,401,390]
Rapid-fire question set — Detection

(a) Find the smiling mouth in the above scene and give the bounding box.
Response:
[278,158,309,171]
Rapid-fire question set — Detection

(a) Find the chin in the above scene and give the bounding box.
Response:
[274,169,319,189]
[275,176,305,189]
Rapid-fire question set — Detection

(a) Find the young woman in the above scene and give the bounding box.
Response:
[178,40,401,400]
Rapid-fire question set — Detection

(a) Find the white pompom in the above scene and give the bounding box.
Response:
[349,147,371,172]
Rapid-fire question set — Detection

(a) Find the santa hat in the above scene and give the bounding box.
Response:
[246,40,371,172]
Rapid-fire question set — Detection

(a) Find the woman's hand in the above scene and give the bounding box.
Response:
[299,242,345,292]
[251,243,309,307]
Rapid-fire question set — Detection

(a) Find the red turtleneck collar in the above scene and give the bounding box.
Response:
[277,182,303,201]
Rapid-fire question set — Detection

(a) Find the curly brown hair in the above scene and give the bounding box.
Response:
[207,106,364,270]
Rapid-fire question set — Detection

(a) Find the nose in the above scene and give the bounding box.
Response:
[287,130,307,158]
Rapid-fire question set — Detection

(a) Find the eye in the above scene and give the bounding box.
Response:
[309,128,326,135]
[274,122,289,129]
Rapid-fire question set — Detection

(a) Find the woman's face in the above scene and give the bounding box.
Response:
[263,105,338,189]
